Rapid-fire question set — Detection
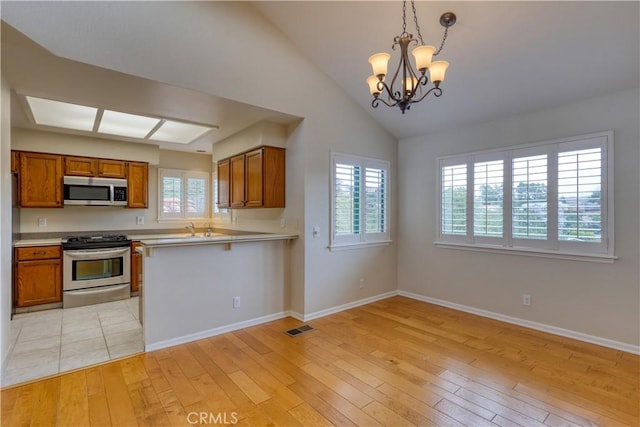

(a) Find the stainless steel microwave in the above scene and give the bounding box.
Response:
[63,176,128,206]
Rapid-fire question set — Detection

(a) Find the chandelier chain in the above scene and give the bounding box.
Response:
[433,25,449,56]
[410,0,425,45]
[401,0,407,35]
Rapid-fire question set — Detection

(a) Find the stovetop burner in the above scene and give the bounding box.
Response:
[63,234,131,250]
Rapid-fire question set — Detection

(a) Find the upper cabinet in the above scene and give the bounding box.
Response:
[98,159,127,178]
[19,152,63,208]
[15,151,148,209]
[217,159,230,209]
[64,156,126,178]
[218,146,285,209]
[11,150,19,174]
[64,156,97,177]
[230,154,246,208]
[127,162,148,209]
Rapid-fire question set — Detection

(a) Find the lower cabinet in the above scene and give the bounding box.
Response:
[14,246,62,307]
[131,241,142,293]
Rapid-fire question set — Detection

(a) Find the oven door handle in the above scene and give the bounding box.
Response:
[64,247,130,259]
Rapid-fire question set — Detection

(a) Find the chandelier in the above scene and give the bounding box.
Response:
[366,0,456,114]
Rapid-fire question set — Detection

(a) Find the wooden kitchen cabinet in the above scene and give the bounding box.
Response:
[18,152,63,208]
[127,161,148,208]
[11,150,19,174]
[14,245,62,307]
[230,154,246,208]
[65,156,130,179]
[64,156,97,177]
[217,159,230,209]
[221,146,285,209]
[131,241,142,294]
[98,159,127,178]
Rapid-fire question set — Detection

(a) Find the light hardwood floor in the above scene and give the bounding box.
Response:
[1,296,638,426]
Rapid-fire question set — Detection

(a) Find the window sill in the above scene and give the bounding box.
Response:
[434,241,617,264]
[329,240,392,252]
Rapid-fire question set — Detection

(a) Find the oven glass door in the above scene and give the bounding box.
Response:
[74,257,123,281]
[63,247,131,291]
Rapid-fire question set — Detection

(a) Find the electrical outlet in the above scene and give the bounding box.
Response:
[136,216,144,225]
[233,296,240,309]
[522,294,531,306]
[359,278,365,289]
[37,218,47,227]
[280,218,286,228]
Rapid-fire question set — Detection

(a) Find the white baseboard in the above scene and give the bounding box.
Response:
[145,290,639,356]
[143,291,398,352]
[301,290,399,322]
[145,311,290,352]
[398,290,640,355]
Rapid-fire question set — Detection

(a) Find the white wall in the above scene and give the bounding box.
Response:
[14,129,213,234]
[3,2,398,318]
[1,74,13,369]
[143,240,290,349]
[398,88,640,347]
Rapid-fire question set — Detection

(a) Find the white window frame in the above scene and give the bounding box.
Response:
[436,131,615,263]
[330,152,391,250]
[157,168,210,221]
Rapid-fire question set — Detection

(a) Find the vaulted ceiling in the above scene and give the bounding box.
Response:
[2,1,638,152]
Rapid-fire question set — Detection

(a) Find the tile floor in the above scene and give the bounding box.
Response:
[2,297,142,387]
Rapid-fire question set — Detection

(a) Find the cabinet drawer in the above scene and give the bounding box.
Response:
[16,245,61,261]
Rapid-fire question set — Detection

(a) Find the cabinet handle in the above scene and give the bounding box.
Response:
[32,251,47,256]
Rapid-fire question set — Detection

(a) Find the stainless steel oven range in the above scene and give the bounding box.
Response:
[62,234,131,308]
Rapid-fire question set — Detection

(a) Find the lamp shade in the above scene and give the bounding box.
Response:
[366,76,381,96]
[412,45,435,71]
[429,60,449,83]
[404,77,418,95]
[368,53,391,78]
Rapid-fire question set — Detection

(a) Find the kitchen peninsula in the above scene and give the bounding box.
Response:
[138,232,297,351]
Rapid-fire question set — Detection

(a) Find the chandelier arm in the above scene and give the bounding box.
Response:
[372,96,399,109]
[411,85,443,104]
[376,79,402,103]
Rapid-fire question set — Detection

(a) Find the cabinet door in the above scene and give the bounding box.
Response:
[127,162,148,208]
[11,150,19,174]
[64,156,97,177]
[19,152,63,208]
[245,149,264,207]
[217,159,230,209]
[261,147,285,208]
[98,159,127,178]
[230,154,246,208]
[131,242,142,293]
[15,259,62,307]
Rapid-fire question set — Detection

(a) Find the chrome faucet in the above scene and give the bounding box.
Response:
[204,223,213,237]
[185,222,195,237]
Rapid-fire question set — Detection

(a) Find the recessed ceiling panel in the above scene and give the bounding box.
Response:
[98,110,161,139]
[26,96,97,132]
[150,120,216,144]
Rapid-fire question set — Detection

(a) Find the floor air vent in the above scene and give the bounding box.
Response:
[284,324,315,337]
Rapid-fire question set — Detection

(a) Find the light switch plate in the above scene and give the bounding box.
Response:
[38,218,47,227]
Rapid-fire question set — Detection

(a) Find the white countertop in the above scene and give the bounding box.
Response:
[13,238,63,247]
[138,232,298,248]
[14,232,298,248]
